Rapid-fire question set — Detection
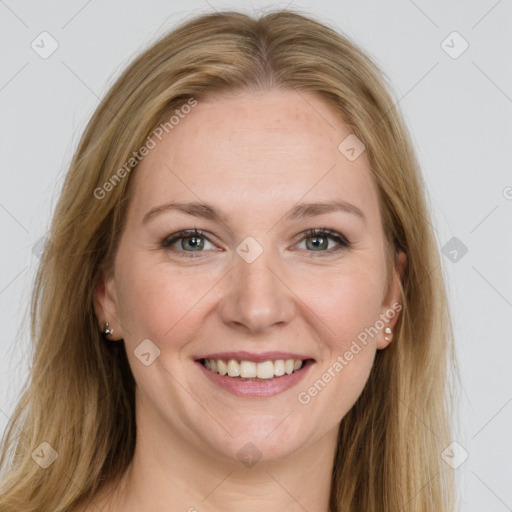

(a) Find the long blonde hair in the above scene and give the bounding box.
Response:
[0,9,458,511]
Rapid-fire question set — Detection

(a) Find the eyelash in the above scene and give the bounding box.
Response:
[160,227,351,258]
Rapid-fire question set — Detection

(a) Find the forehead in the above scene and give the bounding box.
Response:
[127,89,380,228]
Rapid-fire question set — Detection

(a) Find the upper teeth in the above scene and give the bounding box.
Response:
[203,358,304,379]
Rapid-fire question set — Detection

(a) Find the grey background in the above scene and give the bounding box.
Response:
[1,1,511,510]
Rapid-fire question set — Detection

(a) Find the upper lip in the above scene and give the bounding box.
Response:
[195,351,314,363]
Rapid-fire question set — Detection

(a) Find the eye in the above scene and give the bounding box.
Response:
[160,227,351,258]
[160,228,216,257]
[295,228,351,256]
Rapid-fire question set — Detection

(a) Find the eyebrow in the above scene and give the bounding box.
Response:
[142,200,366,225]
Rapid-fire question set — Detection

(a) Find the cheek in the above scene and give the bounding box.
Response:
[299,263,386,349]
[115,255,219,342]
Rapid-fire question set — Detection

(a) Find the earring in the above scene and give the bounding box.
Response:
[384,326,393,342]
[101,322,114,340]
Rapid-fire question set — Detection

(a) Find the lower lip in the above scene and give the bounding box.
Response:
[196,359,315,398]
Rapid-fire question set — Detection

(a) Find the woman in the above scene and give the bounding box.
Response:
[0,9,457,511]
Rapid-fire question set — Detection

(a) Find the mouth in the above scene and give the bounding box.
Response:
[194,354,315,398]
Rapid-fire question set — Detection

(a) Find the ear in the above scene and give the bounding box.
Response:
[376,249,407,350]
[93,269,123,341]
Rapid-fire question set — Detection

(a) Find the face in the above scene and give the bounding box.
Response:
[95,88,405,464]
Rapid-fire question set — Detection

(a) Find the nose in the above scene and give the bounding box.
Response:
[218,246,296,334]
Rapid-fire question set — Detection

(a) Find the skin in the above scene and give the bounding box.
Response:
[91,88,407,512]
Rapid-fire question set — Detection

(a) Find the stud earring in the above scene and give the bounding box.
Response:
[101,322,114,340]
[384,326,393,342]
